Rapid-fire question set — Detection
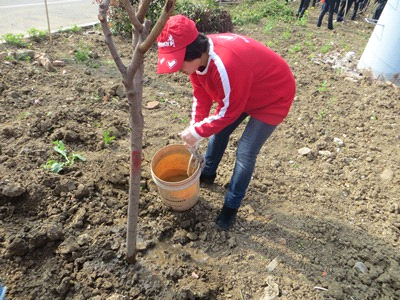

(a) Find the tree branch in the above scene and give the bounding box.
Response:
[138,0,176,54]
[136,0,151,23]
[98,0,127,76]
[121,0,143,33]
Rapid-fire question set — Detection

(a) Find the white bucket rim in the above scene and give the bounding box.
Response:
[150,144,202,191]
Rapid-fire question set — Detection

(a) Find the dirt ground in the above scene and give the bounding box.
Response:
[0,3,399,300]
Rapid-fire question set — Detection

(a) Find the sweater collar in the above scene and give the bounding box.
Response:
[196,37,213,75]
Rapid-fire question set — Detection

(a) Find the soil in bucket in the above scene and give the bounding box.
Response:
[151,144,201,212]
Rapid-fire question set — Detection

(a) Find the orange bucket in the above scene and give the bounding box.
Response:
[151,144,201,211]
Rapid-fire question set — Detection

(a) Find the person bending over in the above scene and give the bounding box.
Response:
[156,15,296,230]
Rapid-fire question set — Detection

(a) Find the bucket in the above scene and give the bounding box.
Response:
[357,0,400,85]
[151,144,201,211]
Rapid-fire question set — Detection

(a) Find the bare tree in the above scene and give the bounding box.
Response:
[97,0,175,263]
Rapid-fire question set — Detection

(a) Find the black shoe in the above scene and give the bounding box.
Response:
[216,205,238,230]
[200,173,216,185]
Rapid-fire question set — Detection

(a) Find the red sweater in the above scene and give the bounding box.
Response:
[188,33,296,139]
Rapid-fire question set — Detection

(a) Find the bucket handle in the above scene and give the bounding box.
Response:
[187,147,204,176]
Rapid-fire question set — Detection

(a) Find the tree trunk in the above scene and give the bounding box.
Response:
[97,0,175,263]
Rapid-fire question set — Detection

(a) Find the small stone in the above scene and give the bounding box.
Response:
[328,282,344,299]
[75,184,90,199]
[354,261,368,274]
[53,60,65,67]
[1,183,25,197]
[145,101,160,109]
[333,137,344,145]
[187,232,198,241]
[380,169,393,182]
[266,256,280,272]
[377,272,391,283]
[318,150,332,157]
[298,147,312,156]
[228,237,237,248]
[277,238,287,246]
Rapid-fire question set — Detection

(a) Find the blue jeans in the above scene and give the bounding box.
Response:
[202,113,277,209]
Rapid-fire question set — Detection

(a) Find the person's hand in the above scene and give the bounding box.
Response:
[179,127,201,148]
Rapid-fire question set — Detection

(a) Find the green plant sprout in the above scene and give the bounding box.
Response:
[103,129,116,144]
[318,80,328,92]
[317,108,327,120]
[43,140,86,173]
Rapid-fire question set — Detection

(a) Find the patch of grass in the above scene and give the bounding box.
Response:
[75,45,91,62]
[320,44,332,54]
[289,43,303,53]
[172,113,190,124]
[230,0,293,26]
[282,28,292,39]
[43,140,86,173]
[264,19,278,34]
[297,10,309,26]
[1,33,28,47]
[27,28,48,42]
[65,25,82,33]
[304,40,315,51]
[17,111,32,120]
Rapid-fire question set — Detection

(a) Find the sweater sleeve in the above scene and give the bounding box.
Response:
[189,75,213,125]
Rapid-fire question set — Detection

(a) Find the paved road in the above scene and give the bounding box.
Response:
[0,0,99,36]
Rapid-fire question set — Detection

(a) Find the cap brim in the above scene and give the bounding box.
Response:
[156,48,185,74]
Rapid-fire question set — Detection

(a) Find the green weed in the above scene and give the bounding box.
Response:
[1,33,27,47]
[320,44,332,54]
[318,80,328,92]
[282,27,291,39]
[103,129,116,145]
[17,111,32,120]
[75,45,91,62]
[317,109,327,120]
[27,28,48,42]
[289,43,303,53]
[297,10,309,26]
[65,25,82,33]
[43,140,86,173]
[304,40,315,51]
[264,19,277,34]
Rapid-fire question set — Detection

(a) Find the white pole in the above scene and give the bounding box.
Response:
[357,0,400,85]
[44,0,52,42]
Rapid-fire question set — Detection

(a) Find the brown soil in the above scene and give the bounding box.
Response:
[1,5,399,300]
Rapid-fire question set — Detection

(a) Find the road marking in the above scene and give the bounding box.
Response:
[0,0,87,9]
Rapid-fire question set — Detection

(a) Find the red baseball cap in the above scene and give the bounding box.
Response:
[156,15,198,74]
